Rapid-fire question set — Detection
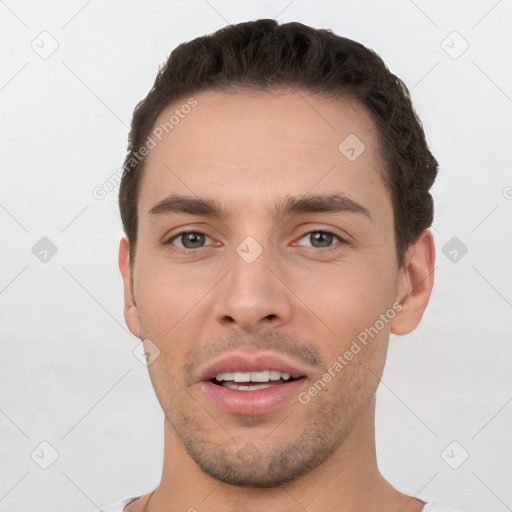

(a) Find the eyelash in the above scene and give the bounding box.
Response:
[164,229,347,254]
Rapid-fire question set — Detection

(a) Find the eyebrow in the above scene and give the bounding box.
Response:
[148,193,372,222]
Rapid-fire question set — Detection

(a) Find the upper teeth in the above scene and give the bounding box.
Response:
[215,370,291,382]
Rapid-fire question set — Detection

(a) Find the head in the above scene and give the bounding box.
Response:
[118,19,437,488]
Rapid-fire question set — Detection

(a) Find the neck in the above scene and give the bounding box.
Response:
[142,398,422,512]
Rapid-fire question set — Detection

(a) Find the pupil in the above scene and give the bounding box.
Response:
[184,233,204,249]
[312,232,332,247]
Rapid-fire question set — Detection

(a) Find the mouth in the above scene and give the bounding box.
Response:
[198,354,309,416]
[210,369,302,390]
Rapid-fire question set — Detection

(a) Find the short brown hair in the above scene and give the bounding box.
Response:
[119,19,438,268]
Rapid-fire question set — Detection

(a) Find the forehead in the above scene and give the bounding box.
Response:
[137,89,390,222]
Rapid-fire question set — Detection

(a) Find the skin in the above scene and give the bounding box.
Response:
[119,89,435,512]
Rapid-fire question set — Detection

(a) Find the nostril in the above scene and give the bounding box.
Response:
[264,314,277,321]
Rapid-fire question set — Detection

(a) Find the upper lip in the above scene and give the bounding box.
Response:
[197,352,308,382]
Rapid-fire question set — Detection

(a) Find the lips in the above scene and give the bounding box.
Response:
[197,353,309,416]
[198,353,306,382]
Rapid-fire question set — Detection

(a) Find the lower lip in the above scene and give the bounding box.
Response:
[201,379,306,416]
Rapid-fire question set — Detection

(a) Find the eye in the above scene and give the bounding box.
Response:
[164,229,347,254]
[166,230,216,251]
[296,230,346,251]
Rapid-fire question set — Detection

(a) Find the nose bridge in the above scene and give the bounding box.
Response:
[213,231,292,332]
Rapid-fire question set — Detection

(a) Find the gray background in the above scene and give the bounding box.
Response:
[1,1,511,511]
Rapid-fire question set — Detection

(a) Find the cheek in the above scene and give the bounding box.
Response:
[134,264,217,372]
[135,263,200,326]
[293,261,396,340]
[289,261,396,384]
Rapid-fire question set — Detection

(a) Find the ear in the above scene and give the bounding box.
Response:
[391,229,436,336]
[119,236,141,338]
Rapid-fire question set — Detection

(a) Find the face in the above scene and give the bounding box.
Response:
[120,89,413,487]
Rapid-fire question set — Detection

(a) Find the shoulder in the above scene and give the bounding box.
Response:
[92,495,141,512]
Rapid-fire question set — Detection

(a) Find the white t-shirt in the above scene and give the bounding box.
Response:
[96,496,460,511]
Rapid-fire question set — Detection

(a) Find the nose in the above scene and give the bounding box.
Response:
[213,243,293,333]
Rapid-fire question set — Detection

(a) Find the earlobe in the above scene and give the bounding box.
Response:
[391,229,436,336]
[119,236,142,338]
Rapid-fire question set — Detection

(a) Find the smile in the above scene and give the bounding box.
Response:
[214,370,294,391]
[198,354,309,416]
